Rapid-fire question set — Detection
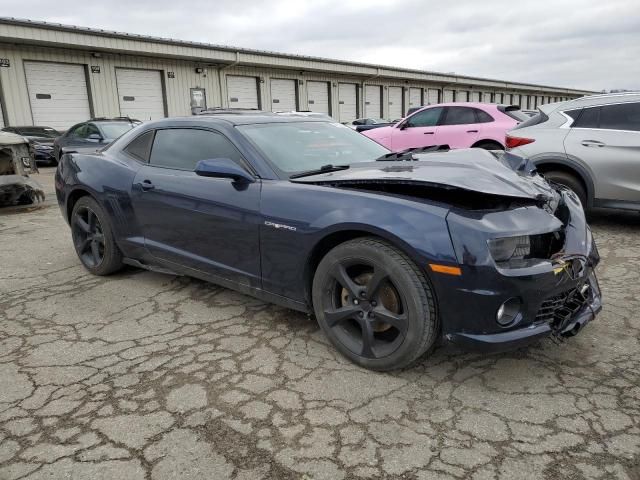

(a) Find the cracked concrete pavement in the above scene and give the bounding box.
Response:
[1,168,639,479]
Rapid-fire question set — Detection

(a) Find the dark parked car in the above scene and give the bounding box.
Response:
[2,125,61,165]
[52,118,140,163]
[55,114,601,370]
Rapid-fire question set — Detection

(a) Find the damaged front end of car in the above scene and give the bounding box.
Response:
[0,132,45,206]
[443,184,601,350]
[293,148,601,351]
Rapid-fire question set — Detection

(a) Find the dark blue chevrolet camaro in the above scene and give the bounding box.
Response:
[55,114,602,370]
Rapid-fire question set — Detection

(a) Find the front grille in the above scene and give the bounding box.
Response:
[536,287,588,329]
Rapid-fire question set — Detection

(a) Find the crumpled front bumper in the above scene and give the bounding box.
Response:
[436,188,602,352]
[447,270,602,351]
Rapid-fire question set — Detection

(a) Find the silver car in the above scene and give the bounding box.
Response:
[506,92,640,210]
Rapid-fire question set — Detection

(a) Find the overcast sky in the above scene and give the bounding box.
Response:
[3,0,639,91]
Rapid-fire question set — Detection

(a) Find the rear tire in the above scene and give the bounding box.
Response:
[542,171,587,208]
[312,237,438,371]
[71,196,123,276]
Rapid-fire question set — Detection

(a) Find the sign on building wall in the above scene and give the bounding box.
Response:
[0,59,10,67]
[190,87,207,114]
[90,66,100,73]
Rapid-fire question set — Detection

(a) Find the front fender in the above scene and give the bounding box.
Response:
[259,181,456,302]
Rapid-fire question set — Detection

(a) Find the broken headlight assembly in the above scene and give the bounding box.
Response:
[488,232,565,267]
[488,235,531,263]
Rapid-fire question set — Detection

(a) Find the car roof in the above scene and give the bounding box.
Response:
[552,92,640,110]
[148,114,333,127]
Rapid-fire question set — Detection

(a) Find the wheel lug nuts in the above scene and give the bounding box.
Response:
[353,299,359,305]
[371,301,377,307]
[360,292,366,298]
[358,312,364,317]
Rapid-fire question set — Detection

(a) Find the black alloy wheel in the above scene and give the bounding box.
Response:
[71,196,123,275]
[313,237,438,370]
[72,205,105,268]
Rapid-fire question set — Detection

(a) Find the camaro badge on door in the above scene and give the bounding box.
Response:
[264,221,296,231]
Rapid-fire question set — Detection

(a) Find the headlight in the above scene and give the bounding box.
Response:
[487,235,530,262]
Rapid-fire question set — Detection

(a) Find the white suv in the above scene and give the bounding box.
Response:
[506,92,640,211]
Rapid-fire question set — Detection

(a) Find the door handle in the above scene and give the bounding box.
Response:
[138,180,155,191]
[423,131,435,135]
[466,130,479,133]
[581,140,605,147]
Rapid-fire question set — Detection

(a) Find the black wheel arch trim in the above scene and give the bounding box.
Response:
[530,154,596,207]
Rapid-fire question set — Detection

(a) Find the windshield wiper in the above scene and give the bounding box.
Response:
[289,164,350,179]
[375,145,450,161]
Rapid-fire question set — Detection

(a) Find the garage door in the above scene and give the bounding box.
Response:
[365,85,382,118]
[494,92,503,103]
[270,79,297,112]
[409,88,422,110]
[504,94,513,104]
[471,91,482,102]
[443,89,454,102]
[512,94,521,106]
[24,61,91,131]
[427,89,440,104]
[227,76,259,109]
[482,92,492,103]
[388,87,403,120]
[307,81,330,116]
[456,90,468,102]
[338,83,357,122]
[116,69,165,122]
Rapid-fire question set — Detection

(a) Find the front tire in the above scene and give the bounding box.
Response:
[312,237,438,371]
[71,196,123,275]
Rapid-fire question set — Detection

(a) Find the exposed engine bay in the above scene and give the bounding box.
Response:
[0,132,44,206]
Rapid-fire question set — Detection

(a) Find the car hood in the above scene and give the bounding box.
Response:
[362,125,394,138]
[26,136,56,145]
[290,149,555,202]
[0,131,28,145]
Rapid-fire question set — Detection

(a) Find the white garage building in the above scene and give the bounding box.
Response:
[0,17,593,130]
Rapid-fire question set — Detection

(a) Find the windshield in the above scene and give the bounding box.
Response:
[15,127,61,138]
[239,121,389,176]
[100,123,135,140]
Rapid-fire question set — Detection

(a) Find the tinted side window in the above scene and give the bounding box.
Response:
[85,124,100,137]
[565,109,582,122]
[573,107,600,128]
[407,107,443,127]
[149,128,244,171]
[124,131,155,162]
[441,107,477,125]
[475,109,494,123]
[70,124,87,138]
[599,103,640,131]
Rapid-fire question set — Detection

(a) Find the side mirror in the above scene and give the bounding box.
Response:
[87,133,103,142]
[398,121,409,130]
[195,158,255,183]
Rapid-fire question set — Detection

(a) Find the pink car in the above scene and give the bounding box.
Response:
[363,102,528,151]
